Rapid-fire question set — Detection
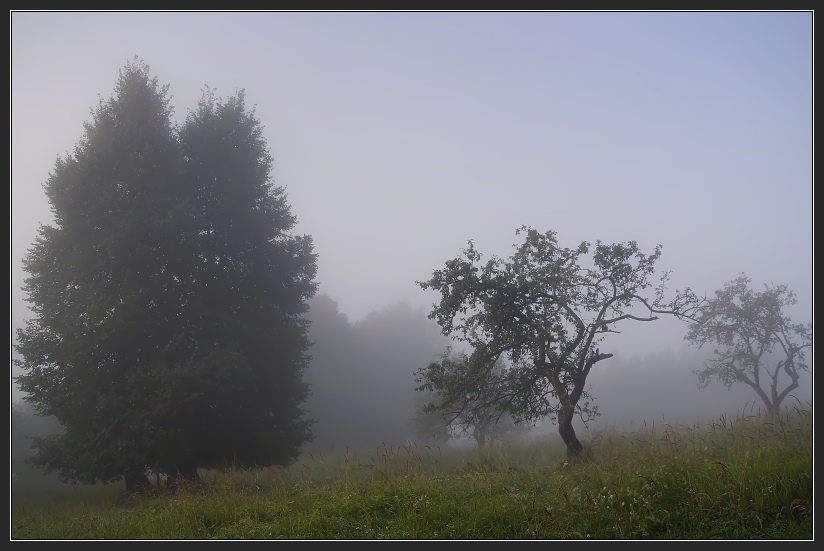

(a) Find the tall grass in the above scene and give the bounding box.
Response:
[11,400,812,539]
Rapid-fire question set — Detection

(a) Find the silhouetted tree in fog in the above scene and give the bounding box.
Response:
[685,274,811,420]
[301,294,364,451]
[415,348,532,450]
[14,58,317,493]
[417,226,702,459]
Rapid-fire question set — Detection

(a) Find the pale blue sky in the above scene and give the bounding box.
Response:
[11,12,813,377]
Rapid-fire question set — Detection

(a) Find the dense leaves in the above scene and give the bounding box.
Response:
[14,59,317,490]
[417,226,701,458]
[685,274,812,418]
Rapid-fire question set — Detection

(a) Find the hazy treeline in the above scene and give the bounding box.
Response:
[12,293,812,484]
[258,293,813,450]
[300,294,452,454]
[11,401,64,488]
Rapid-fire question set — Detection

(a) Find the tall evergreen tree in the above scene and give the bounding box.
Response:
[14,59,317,492]
[169,87,317,475]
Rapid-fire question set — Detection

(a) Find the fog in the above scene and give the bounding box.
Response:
[300,296,811,453]
[13,294,811,474]
[11,13,812,464]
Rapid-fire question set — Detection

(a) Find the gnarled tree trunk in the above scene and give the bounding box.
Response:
[557,405,584,460]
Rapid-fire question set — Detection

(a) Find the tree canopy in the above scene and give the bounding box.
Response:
[14,58,318,492]
[416,226,701,459]
[685,274,812,419]
[414,348,531,450]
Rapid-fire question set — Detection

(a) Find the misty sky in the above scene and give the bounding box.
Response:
[11,12,813,403]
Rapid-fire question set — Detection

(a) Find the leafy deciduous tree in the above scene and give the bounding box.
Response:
[416,226,701,459]
[685,274,812,420]
[14,58,317,492]
[414,348,532,450]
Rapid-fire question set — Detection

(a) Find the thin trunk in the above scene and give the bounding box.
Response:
[763,402,778,425]
[557,406,584,460]
[474,425,487,450]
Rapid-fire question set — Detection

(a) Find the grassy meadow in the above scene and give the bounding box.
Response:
[11,401,812,540]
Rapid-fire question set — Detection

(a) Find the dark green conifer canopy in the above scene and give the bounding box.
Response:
[15,58,318,488]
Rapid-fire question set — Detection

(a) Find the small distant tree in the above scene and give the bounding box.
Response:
[415,348,532,450]
[410,389,453,446]
[685,274,812,420]
[417,226,701,459]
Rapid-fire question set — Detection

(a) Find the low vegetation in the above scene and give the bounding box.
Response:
[12,401,812,540]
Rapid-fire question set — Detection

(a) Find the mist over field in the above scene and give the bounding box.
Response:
[301,297,811,451]
[11,12,812,490]
[14,293,811,485]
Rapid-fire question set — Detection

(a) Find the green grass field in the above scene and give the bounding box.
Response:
[11,402,812,540]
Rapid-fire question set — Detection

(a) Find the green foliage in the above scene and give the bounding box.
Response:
[685,274,812,417]
[416,226,702,458]
[414,349,533,449]
[11,404,812,539]
[14,58,317,488]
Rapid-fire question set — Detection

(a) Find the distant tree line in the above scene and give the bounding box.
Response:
[302,294,453,453]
